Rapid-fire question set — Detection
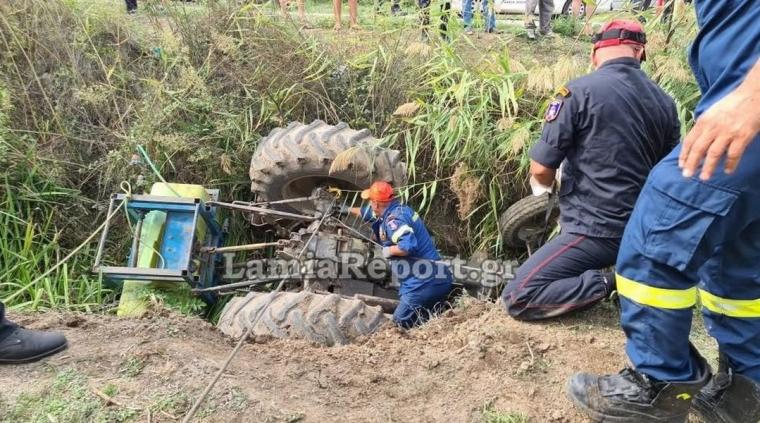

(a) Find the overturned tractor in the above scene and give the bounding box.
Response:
[94,120,525,346]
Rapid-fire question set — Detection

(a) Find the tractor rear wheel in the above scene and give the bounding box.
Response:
[217,291,389,346]
[250,120,407,214]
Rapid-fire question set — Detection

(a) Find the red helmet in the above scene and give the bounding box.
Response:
[361,181,395,202]
[593,19,647,59]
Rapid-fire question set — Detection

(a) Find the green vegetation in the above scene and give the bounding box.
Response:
[0,370,139,423]
[0,367,245,422]
[481,403,531,423]
[0,0,699,311]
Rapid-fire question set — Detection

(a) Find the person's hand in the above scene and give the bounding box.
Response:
[332,205,352,217]
[529,175,553,196]
[382,246,393,259]
[679,89,760,180]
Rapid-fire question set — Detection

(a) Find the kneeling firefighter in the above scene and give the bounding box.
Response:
[341,181,453,328]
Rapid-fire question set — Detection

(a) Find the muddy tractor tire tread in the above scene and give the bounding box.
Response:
[499,193,558,249]
[217,291,388,346]
[250,120,407,213]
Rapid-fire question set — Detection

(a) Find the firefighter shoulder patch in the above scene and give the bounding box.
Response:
[557,86,571,97]
[545,100,563,122]
[387,218,399,231]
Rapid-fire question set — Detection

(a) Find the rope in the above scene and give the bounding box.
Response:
[136,145,181,198]
[181,198,336,423]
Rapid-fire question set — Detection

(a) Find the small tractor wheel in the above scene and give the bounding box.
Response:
[217,291,389,346]
[250,120,407,214]
[499,193,559,249]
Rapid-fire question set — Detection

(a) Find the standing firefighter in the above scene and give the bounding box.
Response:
[568,2,760,423]
[501,20,680,321]
[343,181,453,328]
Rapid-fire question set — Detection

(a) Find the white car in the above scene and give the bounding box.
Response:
[450,0,647,16]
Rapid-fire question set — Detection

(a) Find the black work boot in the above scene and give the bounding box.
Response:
[691,356,760,423]
[567,355,711,422]
[0,327,68,364]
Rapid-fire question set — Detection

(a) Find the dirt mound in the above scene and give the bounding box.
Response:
[0,300,630,422]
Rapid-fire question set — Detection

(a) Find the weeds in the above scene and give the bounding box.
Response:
[119,356,146,378]
[0,369,138,423]
[481,403,530,423]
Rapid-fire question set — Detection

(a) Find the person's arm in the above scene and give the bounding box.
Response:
[384,245,409,257]
[680,58,760,180]
[530,160,556,187]
[527,86,579,190]
[349,205,376,223]
[383,214,417,258]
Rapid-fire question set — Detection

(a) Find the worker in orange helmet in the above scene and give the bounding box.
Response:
[342,181,453,328]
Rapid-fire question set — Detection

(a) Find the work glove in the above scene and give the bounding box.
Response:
[382,246,394,259]
[529,175,554,196]
[332,204,352,217]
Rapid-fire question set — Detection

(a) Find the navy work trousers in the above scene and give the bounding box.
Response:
[501,232,619,320]
[0,302,17,343]
[393,281,451,329]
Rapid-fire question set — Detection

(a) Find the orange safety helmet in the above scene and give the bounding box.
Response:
[360,181,395,202]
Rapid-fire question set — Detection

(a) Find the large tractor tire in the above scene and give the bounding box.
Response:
[217,291,389,346]
[250,120,407,214]
[499,193,559,249]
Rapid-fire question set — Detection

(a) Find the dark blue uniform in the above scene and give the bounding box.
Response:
[361,201,452,328]
[501,57,680,320]
[617,1,760,383]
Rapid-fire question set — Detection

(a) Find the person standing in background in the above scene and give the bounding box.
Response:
[278,0,310,28]
[571,0,596,35]
[462,0,496,35]
[524,0,553,39]
[333,0,361,30]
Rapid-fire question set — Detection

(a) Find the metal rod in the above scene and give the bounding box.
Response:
[330,216,503,274]
[191,275,299,293]
[128,213,144,268]
[93,196,116,268]
[353,294,399,313]
[200,242,282,254]
[207,201,318,221]
[248,195,318,206]
[184,204,200,272]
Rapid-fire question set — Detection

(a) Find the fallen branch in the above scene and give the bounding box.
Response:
[526,341,535,365]
[91,388,125,407]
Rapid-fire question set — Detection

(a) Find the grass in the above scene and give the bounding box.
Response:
[119,356,147,378]
[0,370,139,423]
[0,367,246,422]
[481,403,530,423]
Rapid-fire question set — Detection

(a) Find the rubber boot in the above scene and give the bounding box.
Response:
[0,327,68,364]
[691,355,760,423]
[567,352,711,422]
